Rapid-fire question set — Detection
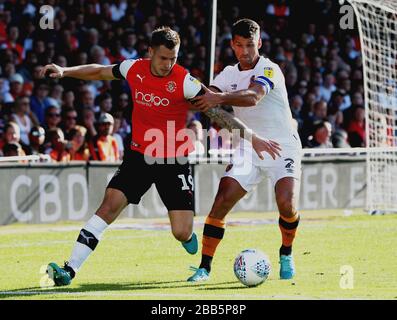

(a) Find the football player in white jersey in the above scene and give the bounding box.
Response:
[188,19,302,282]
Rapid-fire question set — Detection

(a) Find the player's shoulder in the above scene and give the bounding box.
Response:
[173,63,189,75]
[257,56,279,69]
[256,56,283,81]
[217,64,239,78]
[118,58,146,78]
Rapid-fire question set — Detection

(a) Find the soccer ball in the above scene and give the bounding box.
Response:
[233,249,271,287]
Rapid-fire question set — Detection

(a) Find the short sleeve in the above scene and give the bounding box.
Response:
[112,59,136,79]
[210,69,229,92]
[183,73,202,99]
[252,63,283,95]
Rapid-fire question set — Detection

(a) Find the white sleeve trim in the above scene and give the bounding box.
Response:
[183,73,202,99]
[120,59,136,79]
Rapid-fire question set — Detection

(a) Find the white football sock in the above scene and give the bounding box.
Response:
[68,215,108,272]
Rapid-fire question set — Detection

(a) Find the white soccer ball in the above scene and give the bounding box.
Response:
[233,249,271,287]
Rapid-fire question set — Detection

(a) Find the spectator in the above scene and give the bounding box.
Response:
[332,129,351,148]
[43,106,61,132]
[61,107,78,140]
[111,113,125,160]
[301,100,328,145]
[62,90,75,109]
[121,32,138,59]
[346,106,365,147]
[49,84,65,108]
[88,113,119,161]
[306,120,333,148]
[96,92,113,118]
[0,122,23,153]
[7,73,25,102]
[26,126,46,155]
[10,95,39,146]
[266,0,290,18]
[46,128,71,162]
[80,106,97,139]
[1,25,24,64]
[30,82,52,124]
[289,94,304,131]
[319,73,336,102]
[68,125,90,161]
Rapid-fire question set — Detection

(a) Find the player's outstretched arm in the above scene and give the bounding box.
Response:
[39,63,118,81]
[204,107,281,160]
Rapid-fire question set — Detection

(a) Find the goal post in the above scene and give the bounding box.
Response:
[347,0,397,213]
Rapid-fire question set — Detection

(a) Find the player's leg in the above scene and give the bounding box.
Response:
[188,147,260,282]
[48,188,128,286]
[202,177,246,268]
[268,146,301,280]
[187,177,247,282]
[168,210,197,254]
[156,159,198,254]
[275,176,301,280]
[48,150,151,286]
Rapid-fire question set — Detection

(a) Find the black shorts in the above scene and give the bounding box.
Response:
[107,150,194,211]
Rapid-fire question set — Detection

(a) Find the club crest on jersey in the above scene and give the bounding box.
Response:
[166,81,177,93]
[264,67,274,78]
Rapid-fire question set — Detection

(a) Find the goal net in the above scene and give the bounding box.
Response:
[348,0,397,213]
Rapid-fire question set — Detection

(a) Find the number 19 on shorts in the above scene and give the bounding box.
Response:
[178,174,194,191]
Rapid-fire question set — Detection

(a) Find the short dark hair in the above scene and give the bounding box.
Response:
[232,19,260,39]
[150,26,180,49]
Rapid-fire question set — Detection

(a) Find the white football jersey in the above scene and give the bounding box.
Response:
[211,56,301,147]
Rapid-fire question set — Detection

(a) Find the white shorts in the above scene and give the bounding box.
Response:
[224,144,302,192]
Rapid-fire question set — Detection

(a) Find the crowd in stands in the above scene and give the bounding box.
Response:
[0,0,369,162]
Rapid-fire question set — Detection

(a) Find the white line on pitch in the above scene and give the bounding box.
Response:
[0,290,323,300]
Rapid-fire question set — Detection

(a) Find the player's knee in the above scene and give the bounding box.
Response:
[277,199,297,218]
[172,229,192,242]
[212,193,235,215]
[96,203,119,223]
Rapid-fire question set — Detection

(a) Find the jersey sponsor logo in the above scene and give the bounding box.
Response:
[136,74,145,83]
[166,81,177,93]
[135,89,170,107]
[264,67,274,78]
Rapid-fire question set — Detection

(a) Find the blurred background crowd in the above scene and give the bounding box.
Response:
[0,0,367,161]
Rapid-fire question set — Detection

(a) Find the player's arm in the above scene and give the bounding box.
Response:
[184,76,281,160]
[39,63,118,81]
[204,106,281,160]
[191,82,266,111]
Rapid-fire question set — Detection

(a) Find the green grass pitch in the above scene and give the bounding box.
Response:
[0,209,396,300]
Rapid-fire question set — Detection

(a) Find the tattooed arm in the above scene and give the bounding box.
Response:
[204,107,281,160]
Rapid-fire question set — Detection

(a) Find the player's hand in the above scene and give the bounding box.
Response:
[39,63,65,79]
[252,134,282,160]
[190,85,221,112]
